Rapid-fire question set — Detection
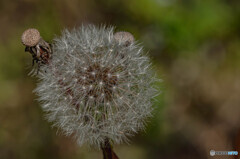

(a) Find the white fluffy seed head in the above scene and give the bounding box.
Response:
[34,25,157,148]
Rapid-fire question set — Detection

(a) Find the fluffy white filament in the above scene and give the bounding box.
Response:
[34,25,157,148]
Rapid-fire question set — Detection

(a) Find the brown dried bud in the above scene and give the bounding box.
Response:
[114,31,135,44]
[21,28,41,47]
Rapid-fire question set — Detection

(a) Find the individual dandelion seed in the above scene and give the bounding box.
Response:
[24,25,157,158]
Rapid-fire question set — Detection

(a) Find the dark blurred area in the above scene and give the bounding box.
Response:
[0,0,240,158]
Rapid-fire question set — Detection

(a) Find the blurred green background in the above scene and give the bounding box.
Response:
[0,0,240,158]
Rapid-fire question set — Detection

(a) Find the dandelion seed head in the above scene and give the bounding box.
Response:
[35,25,157,148]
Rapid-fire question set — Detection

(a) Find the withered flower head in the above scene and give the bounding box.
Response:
[21,28,41,47]
[114,31,135,45]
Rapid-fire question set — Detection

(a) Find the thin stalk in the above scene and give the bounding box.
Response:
[101,138,119,159]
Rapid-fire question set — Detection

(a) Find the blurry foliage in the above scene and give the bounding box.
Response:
[0,0,240,159]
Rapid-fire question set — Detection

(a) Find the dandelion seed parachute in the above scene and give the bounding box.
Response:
[34,25,157,148]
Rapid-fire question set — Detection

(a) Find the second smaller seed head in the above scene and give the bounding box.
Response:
[114,31,135,45]
[21,28,41,47]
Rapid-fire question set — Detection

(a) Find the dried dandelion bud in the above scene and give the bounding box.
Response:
[114,31,135,45]
[34,25,157,148]
[21,28,41,47]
